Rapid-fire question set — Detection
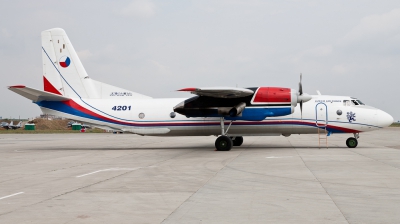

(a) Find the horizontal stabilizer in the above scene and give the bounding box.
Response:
[8,85,70,102]
[178,87,254,98]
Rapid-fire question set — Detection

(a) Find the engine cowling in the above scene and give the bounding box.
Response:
[173,87,311,121]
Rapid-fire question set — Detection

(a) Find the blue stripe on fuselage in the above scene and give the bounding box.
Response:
[36,101,362,133]
[36,101,106,123]
[225,107,292,121]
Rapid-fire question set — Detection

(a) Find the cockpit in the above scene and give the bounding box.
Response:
[343,99,365,106]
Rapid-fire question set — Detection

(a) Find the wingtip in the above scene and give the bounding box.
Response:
[177,88,197,92]
[8,85,26,89]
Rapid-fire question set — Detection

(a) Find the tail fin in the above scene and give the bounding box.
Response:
[41,28,151,99]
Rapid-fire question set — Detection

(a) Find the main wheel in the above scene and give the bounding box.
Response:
[231,136,243,146]
[346,137,358,148]
[215,136,233,151]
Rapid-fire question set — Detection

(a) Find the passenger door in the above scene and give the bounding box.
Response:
[315,103,328,127]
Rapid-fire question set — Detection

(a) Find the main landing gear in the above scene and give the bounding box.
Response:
[231,136,244,146]
[215,118,243,151]
[346,133,359,148]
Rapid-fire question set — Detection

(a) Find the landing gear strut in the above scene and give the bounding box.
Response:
[215,117,235,151]
[346,133,359,148]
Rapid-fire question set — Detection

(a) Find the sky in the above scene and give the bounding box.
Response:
[0,0,399,121]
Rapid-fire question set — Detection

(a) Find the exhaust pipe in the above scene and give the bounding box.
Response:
[229,102,246,117]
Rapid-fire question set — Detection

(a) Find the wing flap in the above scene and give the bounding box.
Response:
[8,85,70,102]
[178,87,254,98]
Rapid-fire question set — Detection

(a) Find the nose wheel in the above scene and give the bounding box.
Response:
[346,133,359,148]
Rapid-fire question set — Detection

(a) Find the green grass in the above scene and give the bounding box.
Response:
[390,123,400,127]
[0,129,106,134]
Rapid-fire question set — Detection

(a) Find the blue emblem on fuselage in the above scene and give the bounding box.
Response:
[347,111,356,123]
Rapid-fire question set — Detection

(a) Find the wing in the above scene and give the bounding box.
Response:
[8,85,70,102]
[178,87,254,98]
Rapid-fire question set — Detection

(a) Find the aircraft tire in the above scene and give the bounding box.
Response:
[215,136,233,151]
[346,137,358,148]
[231,136,243,146]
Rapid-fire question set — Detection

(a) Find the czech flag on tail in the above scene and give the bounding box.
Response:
[59,56,71,68]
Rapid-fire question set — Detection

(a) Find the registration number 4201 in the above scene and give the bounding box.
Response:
[112,106,131,111]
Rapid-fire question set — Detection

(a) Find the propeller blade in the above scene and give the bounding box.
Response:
[300,100,303,119]
[298,73,303,95]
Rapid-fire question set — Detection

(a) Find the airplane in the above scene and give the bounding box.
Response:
[8,28,394,151]
[10,121,22,130]
[0,122,10,130]
[0,121,22,130]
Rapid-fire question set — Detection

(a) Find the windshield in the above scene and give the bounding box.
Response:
[356,100,365,105]
[351,99,365,106]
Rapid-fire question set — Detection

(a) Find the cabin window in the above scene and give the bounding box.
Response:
[343,100,350,106]
[138,113,145,119]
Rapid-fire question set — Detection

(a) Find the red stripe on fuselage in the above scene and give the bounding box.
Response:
[56,98,361,132]
[62,100,130,125]
[253,87,291,103]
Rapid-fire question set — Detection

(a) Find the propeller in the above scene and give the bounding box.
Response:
[297,73,311,119]
[299,73,303,118]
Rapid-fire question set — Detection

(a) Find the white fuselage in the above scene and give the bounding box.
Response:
[38,94,393,136]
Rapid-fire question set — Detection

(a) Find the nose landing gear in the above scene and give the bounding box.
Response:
[346,133,359,148]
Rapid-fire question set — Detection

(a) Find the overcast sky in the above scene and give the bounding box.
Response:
[1,0,399,121]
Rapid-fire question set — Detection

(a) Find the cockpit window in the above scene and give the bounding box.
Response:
[356,100,365,105]
[343,100,351,106]
[350,99,365,106]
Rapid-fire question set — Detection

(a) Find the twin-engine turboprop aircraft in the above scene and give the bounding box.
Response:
[8,28,394,151]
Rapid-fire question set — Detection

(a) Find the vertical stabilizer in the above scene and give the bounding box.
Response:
[42,30,64,96]
[41,28,151,100]
[41,28,98,98]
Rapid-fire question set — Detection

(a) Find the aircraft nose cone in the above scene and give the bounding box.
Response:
[378,110,394,127]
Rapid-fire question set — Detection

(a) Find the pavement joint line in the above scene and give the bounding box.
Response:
[76,167,145,178]
[0,148,198,217]
[289,139,350,224]
[162,136,255,223]
[0,192,24,200]
[346,147,400,171]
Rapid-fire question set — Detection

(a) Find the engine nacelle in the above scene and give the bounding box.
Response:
[174,87,311,121]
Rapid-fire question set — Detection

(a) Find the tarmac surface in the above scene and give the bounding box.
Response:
[0,128,400,223]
